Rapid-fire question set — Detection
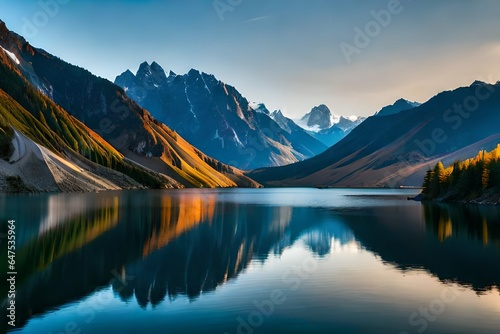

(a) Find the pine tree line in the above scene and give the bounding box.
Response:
[422,144,500,200]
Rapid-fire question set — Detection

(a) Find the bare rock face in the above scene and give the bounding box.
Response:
[115,63,327,169]
[302,104,333,130]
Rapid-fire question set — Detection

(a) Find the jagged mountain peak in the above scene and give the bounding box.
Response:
[249,102,270,115]
[0,19,7,32]
[300,104,333,130]
[186,68,219,82]
[119,69,135,81]
[308,104,332,118]
[136,61,166,77]
[293,105,364,147]
[137,61,150,73]
[187,68,200,76]
[115,62,327,169]
[129,61,169,90]
[150,61,167,80]
[150,60,162,69]
[114,69,138,91]
[271,109,284,118]
[316,104,330,110]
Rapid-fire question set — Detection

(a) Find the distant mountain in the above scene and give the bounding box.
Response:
[268,110,329,155]
[300,104,333,130]
[248,81,500,187]
[294,104,365,147]
[376,98,421,117]
[312,116,365,147]
[0,20,258,190]
[115,62,327,169]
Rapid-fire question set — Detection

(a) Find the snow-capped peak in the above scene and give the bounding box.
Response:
[249,102,270,115]
[346,115,360,122]
[294,105,364,133]
[297,104,336,132]
[0,45,20,65]
[330,114,341,125]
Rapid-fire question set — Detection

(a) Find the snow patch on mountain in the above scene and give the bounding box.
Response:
[331,114,341,125]
[346,115,361,122]
[249,102,270,115]
[293,118,323,133]
[0,45,20,65]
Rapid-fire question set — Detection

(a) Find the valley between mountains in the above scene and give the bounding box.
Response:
[0,19,499,193]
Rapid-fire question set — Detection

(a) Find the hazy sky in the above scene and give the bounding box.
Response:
[2,0,500,118]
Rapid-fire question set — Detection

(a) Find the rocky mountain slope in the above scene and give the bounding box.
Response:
[0,20,259,190]
[115,62,327,169]
[248,81,500,187]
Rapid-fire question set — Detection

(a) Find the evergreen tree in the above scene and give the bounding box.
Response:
[422,145,500,200]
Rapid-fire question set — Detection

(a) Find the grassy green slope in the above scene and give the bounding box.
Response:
[0,51,171,188]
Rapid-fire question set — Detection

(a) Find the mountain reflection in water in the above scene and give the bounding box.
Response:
[1,189,499,333]
[338,202,500,292]
[1,190,352,330]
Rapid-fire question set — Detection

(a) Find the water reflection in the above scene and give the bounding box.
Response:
[1,190,499,333]
[0,190,353,331]
[423,203,500,246]
[337,202,500,292]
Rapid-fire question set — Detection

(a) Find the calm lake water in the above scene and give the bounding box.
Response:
[1,188,499,334]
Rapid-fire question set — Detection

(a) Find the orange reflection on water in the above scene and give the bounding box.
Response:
[437,215,453,242]
[424,203,500,247]
[483,218,489,247]
[142,193,216,257]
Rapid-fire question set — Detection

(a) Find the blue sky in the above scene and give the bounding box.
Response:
[2,0,500,118]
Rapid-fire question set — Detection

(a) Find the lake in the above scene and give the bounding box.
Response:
[1,188,500,334]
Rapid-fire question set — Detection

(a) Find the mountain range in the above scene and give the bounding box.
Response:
[1,18,499,192]
[248,81,500,187]
[0,20,258,191]
[115,62,328,170]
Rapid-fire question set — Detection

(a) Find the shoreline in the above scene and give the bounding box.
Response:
[422,188,500,206]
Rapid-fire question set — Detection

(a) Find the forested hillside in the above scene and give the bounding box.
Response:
[422,144,500,204]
